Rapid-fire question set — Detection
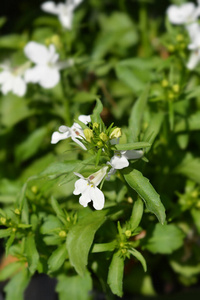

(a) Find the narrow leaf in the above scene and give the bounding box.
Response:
[48,244,68,273]
[4,269,30,300]
[91,98,103,124]
[129,248,147,272]
[107,251,124,297]
[129,85,149,142]
[114,142,151,151]
[129,197,143,231]
[123,168,166,224]
[25,235,39,274]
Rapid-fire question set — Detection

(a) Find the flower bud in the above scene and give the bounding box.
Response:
[84,129,93,142]
[0,217,6,225]
[99,132,109,142]
[161,79,169,88]
[109,127,122,139]
[14,208,20,215]
[59,230,67,238]
[125,230,132,238]
[172,84,179,93]
[93,122,99,129]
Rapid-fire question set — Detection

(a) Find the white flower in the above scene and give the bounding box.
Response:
[166,2,200,25]
[73,166,108,210]
[166,2,200,40]
[0,63,27,97]
[41,0,83,30]
[51,114,91,149]
[24,41,71,89]
[110,150,144,170]
[187,32,200,69]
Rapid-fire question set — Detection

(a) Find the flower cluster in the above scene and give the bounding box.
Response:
[167,0,200,69]
[0,41,72,96]
[51,114,144,210]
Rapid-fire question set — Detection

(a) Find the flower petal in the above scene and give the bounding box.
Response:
[13,76,26,97]
[39,67,60,88]
[24,42,50,65]
[73,179,88,195]
[58,11,73,29]
[167,3,196,25]
[90,186,105,210]
[187,51,200,70]
[78,115,91,124]
[71,136,87,150]
[123,150,143,160]
[110,154,129,169]
[51,131,70,144]
[79,190,91,207]
[41,1,61,15]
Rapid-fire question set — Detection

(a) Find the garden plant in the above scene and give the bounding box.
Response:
[1,0,200,299]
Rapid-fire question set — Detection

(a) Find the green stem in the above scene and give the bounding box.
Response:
[61,72,72,126]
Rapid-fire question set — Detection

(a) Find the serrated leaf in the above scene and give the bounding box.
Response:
[144,224,185,254]
[25,235,39,274]
[123,168,166,224]
[4,269,30,300]
[66,210,107,276]
[129,248,147,272]
[56,273,92,300]
[48,244,68,273]
[107,251,124,297]
[114,142,151,151]
[129,85,149,142]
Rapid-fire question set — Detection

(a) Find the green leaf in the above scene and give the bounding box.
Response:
[15,127,47,163]
[51,197,66,225]
[56,273,92,300]
[92,241,116,253]
[40,160,80,177]
[128,85,149,142]
[6,233,16,256]
[191,208,200,234]
[0,261,23,281]
[0,34,27,49]
[0,228,13,238]
[175,154,200,184]
[129,248,147,272]
[175,111,200,133]
[25,235,39,274]
[129,197,144,231]
[66,210,107,276]
[123,168,166,224]
[48,244,68,273]
[4,269,30,300]
[114,142,151,151]
[107,251,124,297]
[73,92,97,103]
[143,112,164,153]
[143,223,185,254]
[91,98,103,124]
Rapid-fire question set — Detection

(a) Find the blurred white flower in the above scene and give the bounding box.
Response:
[73,166,108,210]
[0,63,27,97]
[187,32,200,69]
[41,0,83,29]
[24,41,72,89]
[166,2,200,39]
[51,114,91,149]
[110,150,144,170]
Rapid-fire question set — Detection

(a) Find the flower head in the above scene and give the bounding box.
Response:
[187,32,200,69]
[110,150,144,170]
[166,2,200,25]
[51,114,91,149]
[0,63,27,97]
[73,166,108,210]
[41,0,83,30]
[24,41,71,88]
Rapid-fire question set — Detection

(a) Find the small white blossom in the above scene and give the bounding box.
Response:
[73,166,108,210]
[24,41,71,89]
[166,2,200,39]
[110,150,144,170]
[51,114,91,149]
[187,32,200,69]
[0,63,27,97]
[41,0,83,30]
